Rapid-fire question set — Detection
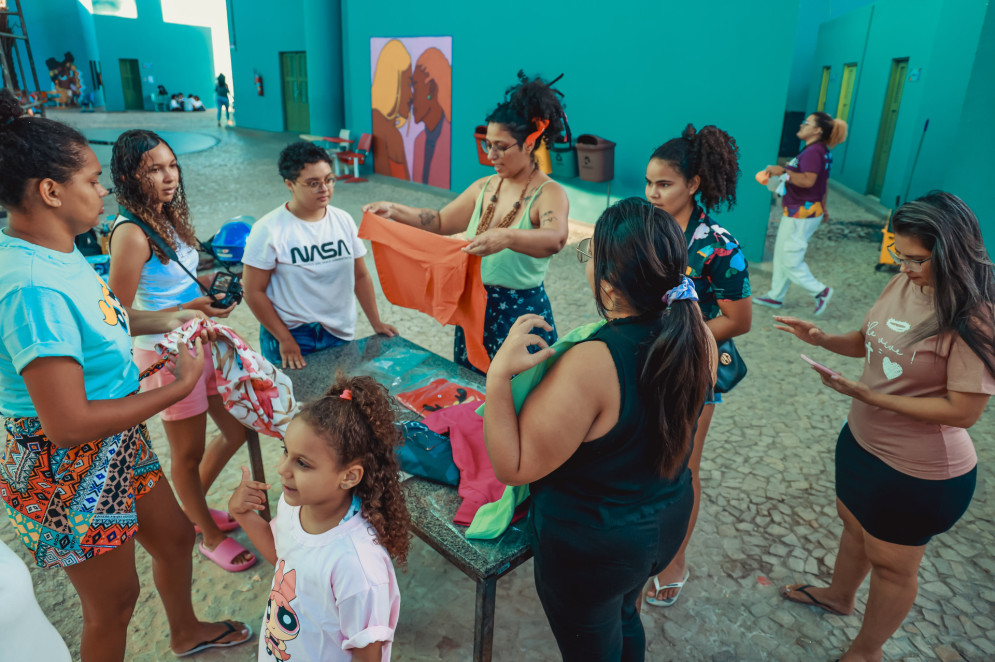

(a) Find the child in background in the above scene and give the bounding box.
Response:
[230,375,411,661]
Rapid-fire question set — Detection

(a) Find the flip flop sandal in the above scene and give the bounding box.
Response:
[199,537,257,572]
[780,584,846,616]
[193,508,241,534]
[646,569,690,607]
[174,621,253,657]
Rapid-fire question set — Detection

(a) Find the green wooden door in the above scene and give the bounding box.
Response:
[816,66,830,112]
[836,63,857,123]
[119,58,143,110]
[867,59,908,197]
[281,52,310,133]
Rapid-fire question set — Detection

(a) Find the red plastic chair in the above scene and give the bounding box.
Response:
[335,133,372,183]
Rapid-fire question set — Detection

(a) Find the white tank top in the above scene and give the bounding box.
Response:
[113,215,202,350]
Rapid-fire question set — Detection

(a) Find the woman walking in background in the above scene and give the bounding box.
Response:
[215,74,231,127]
[755,111,847,316]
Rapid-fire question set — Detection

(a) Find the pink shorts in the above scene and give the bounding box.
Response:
[133,347,219,421]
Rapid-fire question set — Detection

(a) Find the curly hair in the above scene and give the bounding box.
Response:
[485,70,569,153]
[110,129,195,263]
[0,88,89,210]
[297,374,411,566]
[650,124,740,213]
[278,140,334,181]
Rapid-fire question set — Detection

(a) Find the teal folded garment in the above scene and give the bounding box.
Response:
[466,319,607,539]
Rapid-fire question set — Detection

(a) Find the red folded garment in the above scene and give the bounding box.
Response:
[396,378,484,416]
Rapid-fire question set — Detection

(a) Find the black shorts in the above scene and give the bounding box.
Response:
[835,423,976,546]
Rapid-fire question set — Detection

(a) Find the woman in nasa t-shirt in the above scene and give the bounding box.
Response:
[773,193,995,661]
[243,141,397,370]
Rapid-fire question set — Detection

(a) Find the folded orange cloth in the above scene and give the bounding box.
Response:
[755,170,770,185]
[358,212,490,372]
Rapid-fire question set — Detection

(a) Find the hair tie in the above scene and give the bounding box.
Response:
[524,118,550,147]
[339,389,352,401]
[662,276,699,307]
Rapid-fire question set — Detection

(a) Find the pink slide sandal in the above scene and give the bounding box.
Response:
[193,508,241,534]
[199,538,257,572]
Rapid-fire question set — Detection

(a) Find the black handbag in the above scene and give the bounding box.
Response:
[714,338,747,394]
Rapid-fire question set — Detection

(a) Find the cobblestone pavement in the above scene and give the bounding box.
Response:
[3,110,993,661]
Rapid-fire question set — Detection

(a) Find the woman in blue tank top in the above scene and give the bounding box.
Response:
[483,198,717,661]
[363,71,571,373]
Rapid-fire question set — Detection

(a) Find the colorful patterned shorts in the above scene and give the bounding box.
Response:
[454,283,558,375]
[0,417,163,568]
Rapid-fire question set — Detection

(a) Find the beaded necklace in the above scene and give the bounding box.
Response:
[476,165,539,233]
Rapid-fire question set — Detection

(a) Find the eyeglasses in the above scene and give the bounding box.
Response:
[800,121,817,128]
[576,237,592,263]
[887,244,932,272]
[296,175,336,192]
[481,140,519,157]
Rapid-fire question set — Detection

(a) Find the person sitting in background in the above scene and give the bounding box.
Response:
[157,84,168,96]
[170,94,183,112]
[183,94,195,112]
[190,96,206,112]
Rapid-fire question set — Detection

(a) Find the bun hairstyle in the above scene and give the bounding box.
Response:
[892,191,995,376]
[297,374,411,566]
[111,129,195,263]
[0,88,89,210]
[485,70,569,152]
[592,198,713,478]
[650,124,740,213]
[811,111,848,148]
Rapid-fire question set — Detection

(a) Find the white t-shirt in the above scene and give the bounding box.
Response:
[259,494,399,661]
[242,204,367,340]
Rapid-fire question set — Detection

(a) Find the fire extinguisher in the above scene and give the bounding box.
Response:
[255,73,263,96]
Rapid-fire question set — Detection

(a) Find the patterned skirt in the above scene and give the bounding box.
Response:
[0,417,163,568]
[454,283,558,375]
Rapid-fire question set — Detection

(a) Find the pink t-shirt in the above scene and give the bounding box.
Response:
[848,275,995,479]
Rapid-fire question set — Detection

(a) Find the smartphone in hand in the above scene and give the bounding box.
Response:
[801,354,840,378]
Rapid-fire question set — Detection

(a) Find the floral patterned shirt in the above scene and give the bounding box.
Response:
[683,206,751,321]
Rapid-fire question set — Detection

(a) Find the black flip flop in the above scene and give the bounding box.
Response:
[174,621,253,657]
[780,584,846,616]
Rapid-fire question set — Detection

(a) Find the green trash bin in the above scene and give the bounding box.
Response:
[549,136,577,179]
[576,134,615,183]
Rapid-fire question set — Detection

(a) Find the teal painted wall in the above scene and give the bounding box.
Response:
[944,2,995,247]
[92,0,214,111]
[807,0,986,208]
[228,0,305,132]
[340,0,799,262]
[303,0,344,136]
[19,0,104,105]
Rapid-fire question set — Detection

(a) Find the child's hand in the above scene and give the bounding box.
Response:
[229,466,271,518]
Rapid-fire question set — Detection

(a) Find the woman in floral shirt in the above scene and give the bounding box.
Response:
[642,124,752,606]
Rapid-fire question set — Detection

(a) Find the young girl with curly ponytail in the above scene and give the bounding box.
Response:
[756,111,848,316]
[643,124,752,607]
[364,70,571,373]
[230,374,410,661]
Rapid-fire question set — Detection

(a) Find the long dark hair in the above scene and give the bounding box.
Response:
[892,191,995,375]
[297,374,411,566]
[592,198,713,477]
[111,129,195,263]
[0,89,89,210]
[485,70,568,154]
[650,124,740,213]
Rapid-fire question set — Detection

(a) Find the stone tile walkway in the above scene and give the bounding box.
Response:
[2,109,992,661]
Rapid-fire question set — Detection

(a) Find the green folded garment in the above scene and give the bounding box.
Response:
[466,319,607,539]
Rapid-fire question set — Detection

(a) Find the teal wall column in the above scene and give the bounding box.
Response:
[19,0,102,104]
[302,0,344,137]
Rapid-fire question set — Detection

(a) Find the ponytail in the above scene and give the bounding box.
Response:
[298,374,411,566]
[650,123,741,213]
[811,112,848,148]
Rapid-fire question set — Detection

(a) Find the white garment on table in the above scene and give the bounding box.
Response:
[765,214,826,300]
[242,204,366,341]
[258,494,399,661]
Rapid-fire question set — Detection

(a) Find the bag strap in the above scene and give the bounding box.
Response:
[114,211,211,295]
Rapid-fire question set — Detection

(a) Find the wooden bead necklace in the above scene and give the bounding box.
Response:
[476,165,539,233]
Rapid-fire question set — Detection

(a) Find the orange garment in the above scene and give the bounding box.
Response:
[358,212,490,372]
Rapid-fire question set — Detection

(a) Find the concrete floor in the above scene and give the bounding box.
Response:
[2,109,993,662]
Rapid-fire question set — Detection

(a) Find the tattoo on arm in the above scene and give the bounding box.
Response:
[418,209,439,229]
[540,210,556,227]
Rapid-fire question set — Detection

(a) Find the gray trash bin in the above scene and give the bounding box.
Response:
[575,134,615,183]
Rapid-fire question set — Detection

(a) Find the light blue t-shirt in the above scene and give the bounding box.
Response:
[0,230,138,417]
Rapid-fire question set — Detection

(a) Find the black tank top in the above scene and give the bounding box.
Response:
[530,316,694,527]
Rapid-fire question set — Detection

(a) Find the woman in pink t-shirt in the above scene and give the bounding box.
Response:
[773,192,995,662]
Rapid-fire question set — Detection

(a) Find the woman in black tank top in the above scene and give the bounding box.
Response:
[483,198,717,661]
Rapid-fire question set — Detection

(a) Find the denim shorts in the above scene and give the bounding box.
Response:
[259,323,347,365]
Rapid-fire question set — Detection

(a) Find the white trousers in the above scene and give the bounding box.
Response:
[0,540,72,661]
[766,214,826,300]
